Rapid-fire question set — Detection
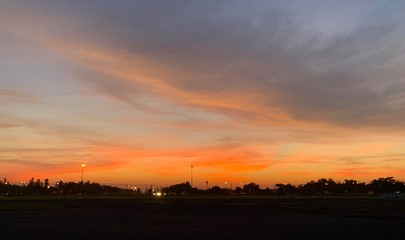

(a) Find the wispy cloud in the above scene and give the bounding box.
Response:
[0,88,38,102]
[4,1,405,131]
[340,154,405,165]
[74,6,405,130]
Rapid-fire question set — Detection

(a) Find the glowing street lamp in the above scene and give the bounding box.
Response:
[21,181,25,196]
[80,164,86,195]
[81,164,86,182]
[190,165,193,195]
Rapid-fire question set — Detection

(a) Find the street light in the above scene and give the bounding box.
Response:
[190,165,193,195]
[80,164,86,195]
[21,181,25,196]
[205,181,208,200]
[81,164,86,182]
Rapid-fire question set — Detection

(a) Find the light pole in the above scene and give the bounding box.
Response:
[80,164,86,195]
[205,180,208,200]
[21,181,25,196]
[190,165,193,195]
[81,164,86,182]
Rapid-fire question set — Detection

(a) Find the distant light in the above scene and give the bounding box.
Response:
[156,192,162,196]
[81,164,86,167]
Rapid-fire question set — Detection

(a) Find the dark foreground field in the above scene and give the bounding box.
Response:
[1,197,405,240]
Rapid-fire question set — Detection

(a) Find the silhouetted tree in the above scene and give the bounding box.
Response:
[233,186,243,195]
[208,186,230,195]
[369,177,404,194]
[162,182,191,195]
[275,183,297,195]
[243,183,260,195]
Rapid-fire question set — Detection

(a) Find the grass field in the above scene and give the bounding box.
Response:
[0,196,404,239]
[0,195,377,210]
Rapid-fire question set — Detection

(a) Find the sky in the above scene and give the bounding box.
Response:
[1,0,405,188]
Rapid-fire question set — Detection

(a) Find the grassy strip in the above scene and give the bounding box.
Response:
[0,194,377,201]
[0,194,380,210]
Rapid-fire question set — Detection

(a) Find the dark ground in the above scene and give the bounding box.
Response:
[1,198,405,240]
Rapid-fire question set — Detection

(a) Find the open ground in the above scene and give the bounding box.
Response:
[1,196,405,240]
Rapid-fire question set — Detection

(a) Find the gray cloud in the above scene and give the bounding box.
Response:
[73,69,163,114]
[4,0,405,130]
[0,88,38,102]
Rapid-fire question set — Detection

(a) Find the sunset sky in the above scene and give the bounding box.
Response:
[1,1,405,188]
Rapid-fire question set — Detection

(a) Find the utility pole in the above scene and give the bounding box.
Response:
[190,165,193,195]
[81,164,86,182]
[205,181,208,200]
[80,164,86,195]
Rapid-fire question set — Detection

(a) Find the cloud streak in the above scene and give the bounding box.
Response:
[72,2,405,129]
[4,1,405,130]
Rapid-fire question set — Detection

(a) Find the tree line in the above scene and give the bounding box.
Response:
[163,177,405,196]
[1,176,404,196]
[0,178,126,196]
